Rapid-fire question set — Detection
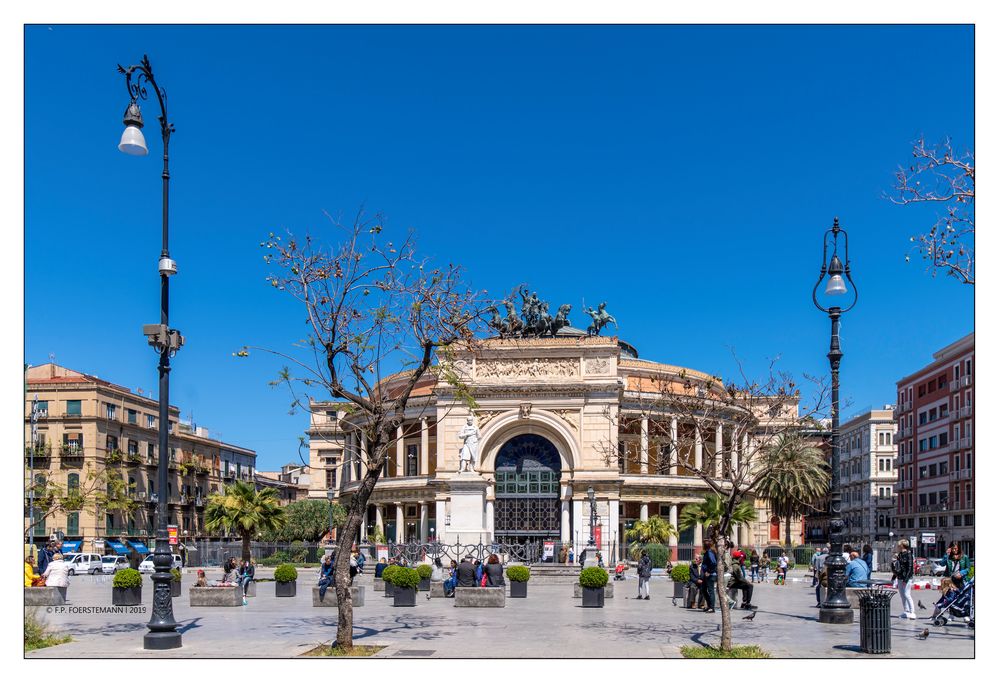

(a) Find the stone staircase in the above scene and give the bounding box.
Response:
[522,564,581,585]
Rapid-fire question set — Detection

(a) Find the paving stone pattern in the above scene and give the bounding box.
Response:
[25,570,973,659]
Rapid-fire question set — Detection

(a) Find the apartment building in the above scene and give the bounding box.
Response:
[839,407,898,545]
[894,333,974,557]
[24,363,256,554]
[256,463,312,504]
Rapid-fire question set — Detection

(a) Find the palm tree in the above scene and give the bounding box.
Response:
[679,494,757,539]
[626,515,677,560]
[755,432,830,547]
[204,481,286,561]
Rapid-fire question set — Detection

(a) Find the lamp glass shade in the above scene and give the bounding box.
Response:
[825,274,848,296]
[118,125,148,156]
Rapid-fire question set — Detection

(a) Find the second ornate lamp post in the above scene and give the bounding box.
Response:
[117,55,184,650]
[812,217,858,625]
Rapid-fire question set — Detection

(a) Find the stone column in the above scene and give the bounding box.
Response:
[640,503,649,521]
[608,499,619,561]
[715,423,723,478]
[485,498,494,536]
[640,415,649,475]
[670,417,679,475]
[375,505,384,536]
[573,499,583,552]
[694,428,703,471]
[395,504,405,543]
[742,434,750,471]
[342,432,353,484]
[669,504,679,559]
[360,506,369,541]
[419,503,429,541]
[560,499,571,543]
[435,499,446,541]
[694,523,703,547]
[360,432,368,479]
[731,426,739,475]
[396,425,405,477]
[420,418,429,476]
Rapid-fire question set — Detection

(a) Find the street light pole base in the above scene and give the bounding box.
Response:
[144,631,182,650]
[818,607,854,624]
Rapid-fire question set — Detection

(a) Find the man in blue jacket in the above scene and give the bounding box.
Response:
[700,540,718,613]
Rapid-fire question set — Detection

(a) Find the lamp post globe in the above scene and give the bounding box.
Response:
[116,54,182,650]
[811,217,859,625]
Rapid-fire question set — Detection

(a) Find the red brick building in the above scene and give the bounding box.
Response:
[894,333,974,558]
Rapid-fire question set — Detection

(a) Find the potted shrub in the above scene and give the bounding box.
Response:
[670,563,690,599]
[274,563,298,597]
[112,568,142,606]
[416,564,433,591]
[579,567,608,608]
[506,565,530,598]
[170,568,182,597]
[381,565,399,597]
[390,567,420,607]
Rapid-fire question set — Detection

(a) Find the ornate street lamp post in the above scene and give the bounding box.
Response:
[117,55,183,650]
[587,486,597,547]
[327,488,336,545]
[812,217,858,625]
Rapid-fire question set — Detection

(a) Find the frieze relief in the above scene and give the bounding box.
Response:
[553,409,580,431]
[476,357,578,379]
[474,410,502,431]
[584,357,610,375]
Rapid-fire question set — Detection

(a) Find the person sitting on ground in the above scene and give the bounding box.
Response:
[484,554,505,587]
[194,569,208,588]
[456,556,477,588]
[317,553,336,601]
[42,553,70,591]
[237,559,255,596]
[728,551,757,610]
[845,551,869,587]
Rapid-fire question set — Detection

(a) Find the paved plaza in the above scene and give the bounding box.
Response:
[27,568,974,659]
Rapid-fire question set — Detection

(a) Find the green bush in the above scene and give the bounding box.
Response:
[416,564,433,580]
[670,563,691,582]
[24,610,71,652]
[387,567,421,590]
[644,544,672,569]
[579,566,609,589]
[113,568,142,589]
[381,565,400,585]
[170,568,182,583]
[968,566,975,579]
[506,565,530,582]
[274,564,298,583]
[260,551,291,567]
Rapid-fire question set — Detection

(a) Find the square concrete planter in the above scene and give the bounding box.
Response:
[374,577,384,591]
[171,581,182,598]
[430,582,448,598]
[581,586,605,608]
[112,586,142,606]
[312,585,364,607]
[189,585,242,607]
[276,580,297,597]
[673,581,686,599]
[573,583,613,598]
[510,581,528,598]
[24,587,65,606]
[393,587,417,607]
[455,587,505,607]
[384,581,395,597]
[418,578,431,591]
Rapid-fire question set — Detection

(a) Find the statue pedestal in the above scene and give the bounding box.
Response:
[444,471,491,545]
[581,544,600,568]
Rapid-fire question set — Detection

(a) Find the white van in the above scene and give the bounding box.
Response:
[63,553,103,575]
[139,554,184,573]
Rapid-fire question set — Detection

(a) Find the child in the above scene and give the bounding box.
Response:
[930,578,957,620]
[195,569,208,588]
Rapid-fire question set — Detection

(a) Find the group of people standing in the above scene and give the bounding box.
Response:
[681,540,758,613]
[24,541,70,590]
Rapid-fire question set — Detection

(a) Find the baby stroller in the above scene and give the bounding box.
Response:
[932,577,974,627]
[614,562,628,581]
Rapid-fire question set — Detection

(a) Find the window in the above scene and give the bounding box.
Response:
[106,435,119,452]
[34,400,49,416]
[128,476,136,494]
[939,432,948,446]
[918,385,926,398]
[954,515,963,527]
[928,491,937,504]
[128,439,138,456]
[919,438,927,452]
[66,512,79,536]
[928,408,937,421]
[148,479,154,494]
[106,513,114,534]
[326,469,337,490]
[66,399,81,416]
[147,443,155,459]
[938,376,947,390]
[940,403,949,418]
[965,359,972,377]
[147,415,155,429]
[63,432,83,452]
[919,493,927,506]
[105,403,117,421]
[67,473,80,491]
[406,444,418,477]
[964,514,974,527]
[928,435,938,450]
[127,409,137,424]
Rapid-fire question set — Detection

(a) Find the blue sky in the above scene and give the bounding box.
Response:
[24,25,974,470]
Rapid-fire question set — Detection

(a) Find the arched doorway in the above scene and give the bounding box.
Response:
[493,434,562,545]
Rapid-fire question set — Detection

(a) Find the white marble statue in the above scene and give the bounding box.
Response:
[457,416,480,473]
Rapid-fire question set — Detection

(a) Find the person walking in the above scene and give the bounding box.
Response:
[749,549,761,583]
[862,544,874,579]
[317,553,335,602]
[892,538,916,620]
[700,540,718,613]
[128,545,142,571]
[809,547,823,587]
[484,554,505,587]
[777,551,789,584]
[813,547,829,607]
[456,556,477,587]
[636,549,653,600]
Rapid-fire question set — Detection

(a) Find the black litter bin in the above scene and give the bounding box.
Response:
[858,587,896,654]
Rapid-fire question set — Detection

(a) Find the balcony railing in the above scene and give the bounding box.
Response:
[105,450,125,465]
[949,468,972,481]
[917,503,948,513]
[958,437,972,449]
[956,406,972,419]
[195,496,205,507]
[60,445,84,457]
[896,480,912,491]
[896,401,912,415]
[126,451,143,465]
[25,444,53,459]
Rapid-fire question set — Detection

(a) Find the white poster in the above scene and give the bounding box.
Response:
[542,541,555,560]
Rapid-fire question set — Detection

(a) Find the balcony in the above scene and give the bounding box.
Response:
[132,491,146,500]
[958,437,972,450]
[917,503,948,513]
[126,451,143,466]
[896,480,912,491]
[25,444,52,461]
[195,496,205,507]
[148,493,159,503]
[896,401,912,414]
[105,450,125,465]
[896,426,912,439]
[949,468,973,481]
[956,406,972,419]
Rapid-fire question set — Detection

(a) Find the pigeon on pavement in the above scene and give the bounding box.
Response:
[917,629,930,639]
[918,600,927,610]
[743,611,757,621]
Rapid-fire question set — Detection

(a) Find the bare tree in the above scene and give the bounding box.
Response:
[242,209,487,649]
[25,464,136,540]
[889,137,974,285]
[599,358,829,651]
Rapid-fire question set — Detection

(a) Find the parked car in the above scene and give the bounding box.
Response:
[101,555,130,574]
[138,554,184,573]
[920,557,948,576]
[63,553,103,575]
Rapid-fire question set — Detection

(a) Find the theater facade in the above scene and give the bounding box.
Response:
[309,317,798,560]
